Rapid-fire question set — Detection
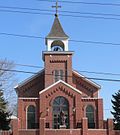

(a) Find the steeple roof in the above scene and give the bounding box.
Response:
[46,15,69,39]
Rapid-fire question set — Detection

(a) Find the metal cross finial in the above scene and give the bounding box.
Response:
[52,0,61,16]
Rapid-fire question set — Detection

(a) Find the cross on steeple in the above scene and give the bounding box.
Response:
[52,0,61,16]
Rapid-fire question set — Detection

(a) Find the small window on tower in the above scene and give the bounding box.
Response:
[59,70,63,80]
[54,70,59,82]
[53,70,64,82]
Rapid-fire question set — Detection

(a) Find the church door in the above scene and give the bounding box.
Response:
[52,96,69,129]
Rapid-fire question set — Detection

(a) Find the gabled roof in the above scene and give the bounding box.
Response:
[15,69,44,89]
[39,80,82,95]
[46,15,69,39]
[73,70,101,89]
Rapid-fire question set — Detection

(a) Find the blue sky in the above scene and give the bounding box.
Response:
[0,0,120,119]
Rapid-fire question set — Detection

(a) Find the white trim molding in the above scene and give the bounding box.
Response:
[18,97,39,100]
[39,80,82,95]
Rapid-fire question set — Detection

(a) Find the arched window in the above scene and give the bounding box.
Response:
[53,70,63,82]
[52,96,69,129]
[27,105,36,129]
[86,105,95,128]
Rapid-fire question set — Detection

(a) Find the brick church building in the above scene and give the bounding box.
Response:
[10,6,119,135]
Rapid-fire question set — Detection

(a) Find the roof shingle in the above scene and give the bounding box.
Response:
[46,15,69,39]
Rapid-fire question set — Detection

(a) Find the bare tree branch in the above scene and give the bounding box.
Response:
[0,59,17,114]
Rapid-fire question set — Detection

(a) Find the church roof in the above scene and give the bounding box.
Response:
[46,15,69,39]
[72,70,101,89]
[15,69,44,90]
[39,80,82,95]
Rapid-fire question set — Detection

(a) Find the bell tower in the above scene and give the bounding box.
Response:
[43,1,74,88]
[45,15,69,52]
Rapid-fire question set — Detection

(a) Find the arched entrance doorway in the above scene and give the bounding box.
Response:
[52,96,69,129]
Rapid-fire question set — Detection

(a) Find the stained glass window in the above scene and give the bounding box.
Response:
[52,96,69,129]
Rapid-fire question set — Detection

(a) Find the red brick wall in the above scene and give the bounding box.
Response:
[0,129,119,135]
[17,83,103,130]
[81,98,104,129]
[19,130,39,135]
[0,131,12,135]
[72,72,99,97]
[88,129,120,135]
[39,81,104,129]
[97,99,104,128]
[7,118,119,135]
[45,129,81,135]
[44,53,73,88]
[39,81,83,128]
[17,70,45,97]
[114,131,120,135]
[18,98,39,129]
[10,118,18,135]
[88,129,107,135]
